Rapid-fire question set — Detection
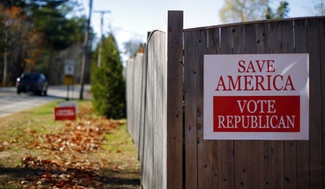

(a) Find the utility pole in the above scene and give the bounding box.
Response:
[94,10,111,68]
[3,29,7,86]
[2,3,8,86]
[79,0,93,100]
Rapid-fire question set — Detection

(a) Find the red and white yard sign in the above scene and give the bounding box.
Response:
[54,107,76,121]
[204,54,309,140]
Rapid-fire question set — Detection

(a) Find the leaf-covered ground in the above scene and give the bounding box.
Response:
[0,101,140,188]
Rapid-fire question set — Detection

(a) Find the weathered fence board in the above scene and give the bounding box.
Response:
[269,21,284,189]
[321,17,325,189]
[139,46,147,166]
[244,23,260,189]
[133,54,143,148]
[166,11,184,189]
[281,21,297,189]
[126,11,325,189]
[220,26,235,189]
[207,28,222,189]
[294,18,310,189]
[153,31,167,189]
[195,30,208,189]
[232,25,247,189]
[184,30,199,189]
[254,22,272,189]
[308,18,322,189]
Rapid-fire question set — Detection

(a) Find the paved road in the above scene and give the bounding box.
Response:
[0,85,91,118]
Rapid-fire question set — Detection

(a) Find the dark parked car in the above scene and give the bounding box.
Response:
[16,73,48,96]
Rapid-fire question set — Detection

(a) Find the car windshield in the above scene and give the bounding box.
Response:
[21,74,40,80]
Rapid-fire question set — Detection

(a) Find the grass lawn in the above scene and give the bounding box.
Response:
[0,100,140,188]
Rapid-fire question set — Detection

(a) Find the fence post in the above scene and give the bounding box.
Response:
[167,11,184,189]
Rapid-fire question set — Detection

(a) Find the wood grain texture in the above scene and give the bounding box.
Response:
[256,22,272,189]
[294,19,310,189]
[244,23,260,189]
[166,11,184,189]
[152,31,167,189]
[184,30,198,189]
[207,28,222,189]
[125,16,325,189]
[195,30,210,189]
[307,18,322,189]
[143,34,154,189]
[220,26,235,189]
[280,21,297,189]
[320,17,325,189]
[268,21,284,189]
[232,25,247,189]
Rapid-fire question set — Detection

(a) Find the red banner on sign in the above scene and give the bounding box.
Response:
[213,96,300,132]
[54,107,76,121]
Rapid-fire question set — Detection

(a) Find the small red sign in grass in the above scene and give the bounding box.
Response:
[54,107,76,121]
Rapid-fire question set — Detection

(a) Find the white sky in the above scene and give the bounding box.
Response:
[77,0,318,62]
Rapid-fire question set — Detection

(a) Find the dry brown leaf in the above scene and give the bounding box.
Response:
[14,105,126,188]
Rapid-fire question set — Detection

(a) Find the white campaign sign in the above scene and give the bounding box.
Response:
[204,54,309,140]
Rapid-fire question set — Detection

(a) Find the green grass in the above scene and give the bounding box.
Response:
[0,100,140,188]
[0,100,96,157]
[105,121,136,154]
[0,100,94,137]
[0,100,65,143]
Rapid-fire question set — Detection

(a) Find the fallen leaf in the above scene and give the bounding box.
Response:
[57,180,65,188]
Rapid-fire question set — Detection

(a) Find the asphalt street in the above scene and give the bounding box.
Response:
[0,85,91,118]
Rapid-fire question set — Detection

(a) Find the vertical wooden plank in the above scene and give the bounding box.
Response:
[132,55,137,145]
[244,23,260,189]
[196,30,209,189]
[184,30,198,189]
[220,26,235,189]
[280,20,297,189]
[151,35,158,188]
[232,25,247,189]
[153,33,159,189]
[294,19,309,189]
[162,31,167,189]
[207,27,222,189]
[167,11,183,189]
[143,32,155,189]
[256,22,272,189]
[307,18,322,189]
[161,31,168,189]
[134,53,144,149]
[268,21,285,189]
[139,44,147,158]
[232,84,248,181]
[139,44,148,177]
[126,58,134,138]
[153,31,167,189]
[144,30,167,188]
[321,17,325,189]
[125,59,131,134]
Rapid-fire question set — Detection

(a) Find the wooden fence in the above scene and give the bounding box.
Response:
[126,11,325,189]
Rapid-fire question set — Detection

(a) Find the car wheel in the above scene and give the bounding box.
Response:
[17,90,21,94]
[43,90,47,96]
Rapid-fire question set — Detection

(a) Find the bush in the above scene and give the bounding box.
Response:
[91,34,126,119]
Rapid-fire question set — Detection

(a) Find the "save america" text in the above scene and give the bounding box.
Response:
[215,59,295,91]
